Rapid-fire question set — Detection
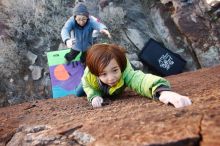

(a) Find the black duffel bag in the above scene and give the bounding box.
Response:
[139,38,186,76]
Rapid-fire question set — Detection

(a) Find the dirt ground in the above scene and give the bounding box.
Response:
[0,65,220,146]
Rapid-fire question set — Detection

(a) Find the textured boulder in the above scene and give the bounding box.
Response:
[0,65,220,146]
[0,0,220,110]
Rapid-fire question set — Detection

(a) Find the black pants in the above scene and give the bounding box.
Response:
[65,49,86,63]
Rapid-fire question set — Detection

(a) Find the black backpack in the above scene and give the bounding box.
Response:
[139,38,186,76]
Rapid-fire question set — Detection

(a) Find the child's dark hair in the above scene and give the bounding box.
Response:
[86,44,127,76]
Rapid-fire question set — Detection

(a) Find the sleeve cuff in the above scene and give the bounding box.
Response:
[153,85,171,99]
[64,39,70,45]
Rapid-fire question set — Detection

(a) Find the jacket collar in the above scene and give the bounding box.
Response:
[98,77,124,95]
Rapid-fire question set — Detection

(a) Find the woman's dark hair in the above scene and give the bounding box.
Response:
[86,44,127,76]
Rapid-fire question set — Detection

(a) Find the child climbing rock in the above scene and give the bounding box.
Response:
[82,43,192,108]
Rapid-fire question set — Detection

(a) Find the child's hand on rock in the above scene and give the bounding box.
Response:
[159,91,192,108]
[92,96,103,108]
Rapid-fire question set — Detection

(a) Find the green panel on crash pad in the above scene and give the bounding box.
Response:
[46,49,81,66]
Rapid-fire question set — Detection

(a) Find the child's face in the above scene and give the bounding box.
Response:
[98,59,122,87]
[75,15,88,27]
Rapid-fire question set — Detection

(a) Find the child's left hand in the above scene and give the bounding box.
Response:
[159,91,192,108]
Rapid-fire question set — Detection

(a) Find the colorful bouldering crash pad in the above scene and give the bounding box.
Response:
[47,49,84,98]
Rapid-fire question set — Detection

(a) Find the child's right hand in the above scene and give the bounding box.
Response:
[91,96,103,108]
[159,91,192,108]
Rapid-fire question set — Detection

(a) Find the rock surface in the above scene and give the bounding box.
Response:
[0,0,220,106]
[0,65,220,146]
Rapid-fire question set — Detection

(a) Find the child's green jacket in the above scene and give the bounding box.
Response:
[82,59,171,102]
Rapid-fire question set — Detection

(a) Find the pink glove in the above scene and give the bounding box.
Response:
[159,91,192,108]
[91,96,103,108]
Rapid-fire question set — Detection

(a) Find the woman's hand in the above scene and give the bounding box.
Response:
[100,29,111,39]
[91,96,103,108]
[66,39,75,48]
[159,91,192,108]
